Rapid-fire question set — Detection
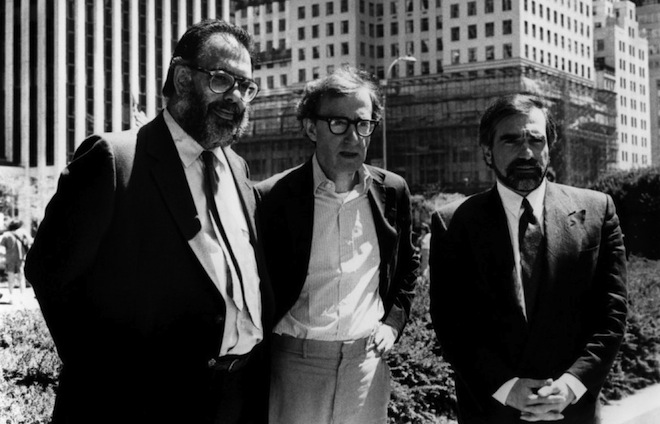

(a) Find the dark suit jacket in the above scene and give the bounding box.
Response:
[25,113,274,424]
[429,182,627,424]
[254,159,419,337]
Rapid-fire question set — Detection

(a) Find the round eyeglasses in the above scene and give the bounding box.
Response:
[184,64,260,102]
[313,116,380,137]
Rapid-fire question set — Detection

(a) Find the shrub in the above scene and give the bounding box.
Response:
[590,166,660,259]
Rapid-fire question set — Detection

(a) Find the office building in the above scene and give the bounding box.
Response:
[636,0,660,166]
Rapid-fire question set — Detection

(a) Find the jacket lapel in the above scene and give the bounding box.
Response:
[285,162,315,281]
[224,147,258,243]
[145,113,201,241]
[367,170,398,285]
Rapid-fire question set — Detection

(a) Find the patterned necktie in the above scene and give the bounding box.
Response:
[201,151,245,310]
[519,198,543,318]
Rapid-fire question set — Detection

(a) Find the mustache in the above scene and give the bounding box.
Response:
[506,158,542,174]
[209,101,243,120]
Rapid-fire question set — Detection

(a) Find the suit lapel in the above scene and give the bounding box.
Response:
[285,162,316,284]
[145,113,201,241]
[367,171,398,288]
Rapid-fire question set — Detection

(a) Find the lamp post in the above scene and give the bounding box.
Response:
[381,55,416,170]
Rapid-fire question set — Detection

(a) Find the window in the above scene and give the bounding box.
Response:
[341,0,348,12]
[406,20,414,33]
[436,37,443,51]
[376,24,384,37]
[468,25,477,39]
[312,25,319,38]
[266,21,272,34]
[341,42,349,55]
[451,49,460,64]
[421,18,429,32]
[421,61,430,75]
[312,67,320,79]
[486,45,495,60]
[450,4,459,18]
[406,41,415,55]
[451,27,460,41]
[280,74,287,86]
[298,27,305,40]
[468,47,477,62]
[279,19,286,32]
[298,69,306,82]
[327,23,334,36]
[341,20,349,34]
[485,0,494,13]
[391,21,398,35]
[596,39,604,51]
[503,19,512,35]
[326,1,334,15]
[503,43,512,58]
[312,4,319,17]
[312,46,320,59]
[266,76,274,89]
[298,6,305,19]
[391,43,399,56]
[485,22,494,37]
[377,45,384,58]
[421,39,429,53]
[327,44,335,57]
[253,23,260,35]
[468,2,477,15]
[502,0,512,11]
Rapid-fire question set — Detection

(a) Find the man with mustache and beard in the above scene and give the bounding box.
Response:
[429,94,627,424]
[25,20,273,424]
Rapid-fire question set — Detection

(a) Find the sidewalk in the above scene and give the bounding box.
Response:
[602,383,660,424]
[0,282,40,312]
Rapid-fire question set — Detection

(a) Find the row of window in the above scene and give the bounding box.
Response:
[524,0,591,21]
[450,20,512,41]
[524,44,592,79]
[619,77,647,95]
[617,59,647,78]
[617,40,646,60]
[620,114,648,130]
[620,97,648,114]
[524,22,591,59]
[620,133,649,148]
[449,0,512,17]
[449,43,514,64]
[620,151,648,166]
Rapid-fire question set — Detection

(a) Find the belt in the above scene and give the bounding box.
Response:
[207,350,254,373]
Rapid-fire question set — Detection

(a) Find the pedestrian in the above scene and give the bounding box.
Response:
[25,19,273,424]
[0,219,30,302]
[429,93,627,424]
[256,66,419,424]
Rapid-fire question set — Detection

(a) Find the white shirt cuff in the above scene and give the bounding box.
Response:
[493,377,519,405]
[558,373,587,403]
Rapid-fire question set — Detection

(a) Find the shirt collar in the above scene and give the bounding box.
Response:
[311,154,373,194]
[496,178,547,219]
[163,108,229,171]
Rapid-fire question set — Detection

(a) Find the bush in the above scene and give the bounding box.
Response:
[590,167,660,259]
[1,258,658,424]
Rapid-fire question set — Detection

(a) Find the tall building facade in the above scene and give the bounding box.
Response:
[233,0,618,192]
[0,0,229,222]
[636,0,660,166]
[594,0,652,169]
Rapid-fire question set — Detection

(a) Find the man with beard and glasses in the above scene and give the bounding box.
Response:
[429,94,627,424]
[25,20,273,424]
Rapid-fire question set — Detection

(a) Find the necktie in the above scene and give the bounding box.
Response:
[519,198,544,318]
[201,151,245,310]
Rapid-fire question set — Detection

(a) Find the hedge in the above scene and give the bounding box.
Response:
[2,256,659,423]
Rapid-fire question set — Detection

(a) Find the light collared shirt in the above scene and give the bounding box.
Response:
[492,178,586,405]
[273,155,384,341]
[163,109,262,356]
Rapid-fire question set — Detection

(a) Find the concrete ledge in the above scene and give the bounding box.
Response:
[602,383,660,424]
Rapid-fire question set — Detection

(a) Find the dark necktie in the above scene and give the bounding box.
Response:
[201,150,244,309]
[519,198,543,318]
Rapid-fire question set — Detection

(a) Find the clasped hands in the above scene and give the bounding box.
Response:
[505,378,576,421]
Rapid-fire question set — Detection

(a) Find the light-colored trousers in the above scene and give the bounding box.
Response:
[269,334,391,424]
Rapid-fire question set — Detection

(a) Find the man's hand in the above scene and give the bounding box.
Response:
[505,378,564,421]
[370,324,398,356]
[519,380,576,422]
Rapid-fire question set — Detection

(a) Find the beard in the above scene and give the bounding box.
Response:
[493,158,548,193]
[179,87,250,149]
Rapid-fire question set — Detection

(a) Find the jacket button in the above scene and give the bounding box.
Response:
[207,358,217,368]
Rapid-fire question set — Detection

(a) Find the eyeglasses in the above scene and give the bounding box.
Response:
[313,116,380,137]
[183,64,260,102]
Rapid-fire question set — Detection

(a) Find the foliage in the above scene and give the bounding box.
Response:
[1,257,659,423]
[601,256,660,401]
[0,309,61,423]
[590,166,660,259]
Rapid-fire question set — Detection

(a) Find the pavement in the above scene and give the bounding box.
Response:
[1,282,659,424]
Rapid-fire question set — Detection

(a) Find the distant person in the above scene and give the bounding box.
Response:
[418,223,431,277]
[1,219,31,301]
[430,94,627,424]
[25,20,273,424]
[256,67,419,424]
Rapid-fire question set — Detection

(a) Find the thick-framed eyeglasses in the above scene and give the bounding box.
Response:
[183,63,260,102]
[313,116,380,137]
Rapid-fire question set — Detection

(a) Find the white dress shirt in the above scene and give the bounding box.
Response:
[163,109,262,356]
[273,155,384,341]
[492,178,586,405]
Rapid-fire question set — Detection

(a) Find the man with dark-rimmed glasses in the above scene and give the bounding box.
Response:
[255,66,419,424]
[25,19,273,424]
